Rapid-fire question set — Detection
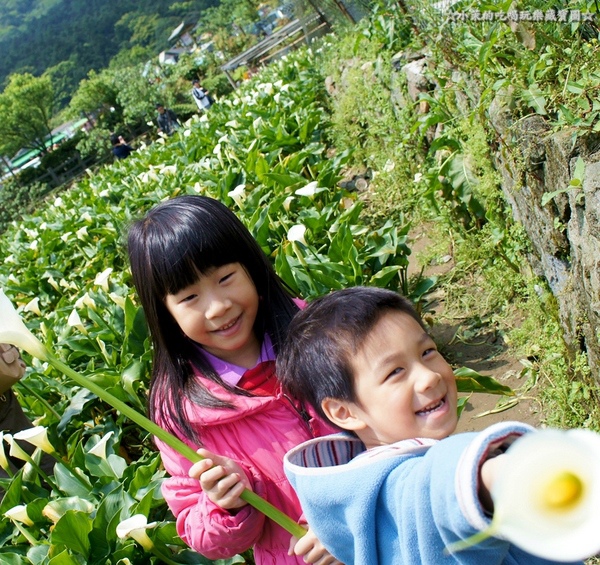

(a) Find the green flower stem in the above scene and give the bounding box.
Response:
[12,521,38,546]
[17,379,61,420]
[47,354,306,539]
[14,449,61,494]
[444,524,496,555]
[150,546,180,565]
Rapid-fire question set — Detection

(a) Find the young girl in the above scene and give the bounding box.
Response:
[127,195,339,565]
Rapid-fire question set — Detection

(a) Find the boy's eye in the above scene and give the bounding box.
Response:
[423,347,437,357]
[385,367,404,381]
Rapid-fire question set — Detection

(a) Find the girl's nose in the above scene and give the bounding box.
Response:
[205,297,232,319]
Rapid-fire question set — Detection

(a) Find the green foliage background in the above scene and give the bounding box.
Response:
[0,0,599,562]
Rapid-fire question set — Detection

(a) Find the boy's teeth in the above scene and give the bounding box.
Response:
[417,399,443,415]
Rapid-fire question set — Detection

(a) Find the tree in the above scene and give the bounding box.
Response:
[0,72,55,159]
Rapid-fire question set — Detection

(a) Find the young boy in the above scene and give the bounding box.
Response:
[277,287,582,565]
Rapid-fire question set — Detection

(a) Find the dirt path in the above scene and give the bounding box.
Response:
[407,229,544,433]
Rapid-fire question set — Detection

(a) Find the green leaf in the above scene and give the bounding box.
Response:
[50,511,93,558]
[521,84,547,115]
[454,367,514,395]
[48,549,81,565]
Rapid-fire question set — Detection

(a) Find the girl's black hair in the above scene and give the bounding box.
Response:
[127,195,299,441]
[277,286,424,426]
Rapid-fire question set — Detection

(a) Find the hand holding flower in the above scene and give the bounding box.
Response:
[448,427,600,561]
[192,447,250,510]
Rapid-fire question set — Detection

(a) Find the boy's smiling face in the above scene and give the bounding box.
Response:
[338,311,458,449]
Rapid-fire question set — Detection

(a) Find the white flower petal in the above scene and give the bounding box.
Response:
[287,224,307,245]
[67,309,85,331]
[24,297,41,316]
[13,426,55,454]
[0,432,10,471]
[0,290,48,360]
[88,431,114,460]
[295,181,319,197]
[116,514,157,550]
[492,429,600,561]
[5,505,33,526]
[94,268,113,292]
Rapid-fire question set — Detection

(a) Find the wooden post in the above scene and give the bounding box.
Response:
[305,0,332,28]
[223,69,238,90]
[331,0,356,24]
[0,155,17,179]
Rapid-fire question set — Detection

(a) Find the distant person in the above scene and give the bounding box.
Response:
[155,103,180,136]
[110,133,133,160]
[0,344,54,479]
[191,80,213,113]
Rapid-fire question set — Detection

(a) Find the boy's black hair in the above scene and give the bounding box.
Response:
[277,286,424,425]
[127,195,299,441]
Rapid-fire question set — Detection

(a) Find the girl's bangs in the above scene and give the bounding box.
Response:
[152,229,244,297]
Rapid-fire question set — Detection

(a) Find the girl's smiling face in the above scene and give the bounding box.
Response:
[164,262,261,368]
[346,311,458,449]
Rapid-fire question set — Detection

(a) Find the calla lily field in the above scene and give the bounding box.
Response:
[1,4,599,563]
[0,44,423,564]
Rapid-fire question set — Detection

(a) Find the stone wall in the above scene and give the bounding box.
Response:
[397,55,600,380]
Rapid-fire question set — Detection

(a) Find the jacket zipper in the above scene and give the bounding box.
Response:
[282,393,316,437]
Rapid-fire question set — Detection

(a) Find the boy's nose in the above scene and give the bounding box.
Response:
[414,365,442,392]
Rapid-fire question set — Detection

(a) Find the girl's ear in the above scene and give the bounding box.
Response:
[321,398,367,431]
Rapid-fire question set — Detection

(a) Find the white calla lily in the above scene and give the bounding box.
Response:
[283,196,294,211]
[88,431,114,460]
[94,268,113,292]
[67,309,87,334]
[295,181,319,197]
[13,426,56,455]
[287,224,307,245]
[491,429,600,561]
[24,297,41,316]
[0,432,11,472]
[116,514,157,550]
[6,433,30,462]
[0,289,48,360]
[448,428,600,561]
[109,293,126,308]
[227,184,246,207]
[75,292,96,310]
[47,276,59,291]
[5,505,33,526]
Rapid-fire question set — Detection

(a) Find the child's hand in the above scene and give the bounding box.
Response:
[289,525,344,564]
[189,448,250,510]
[0,344,26,393]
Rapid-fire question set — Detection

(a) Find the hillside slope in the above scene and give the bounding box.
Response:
[0,0,216,93]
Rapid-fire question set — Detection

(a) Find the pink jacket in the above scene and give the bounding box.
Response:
[156,367,336,564]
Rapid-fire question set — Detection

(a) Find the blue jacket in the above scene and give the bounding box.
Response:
[284,422,583,565]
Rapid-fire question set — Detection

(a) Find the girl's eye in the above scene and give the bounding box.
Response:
[219,271,235,283]
[180,294,197,303]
